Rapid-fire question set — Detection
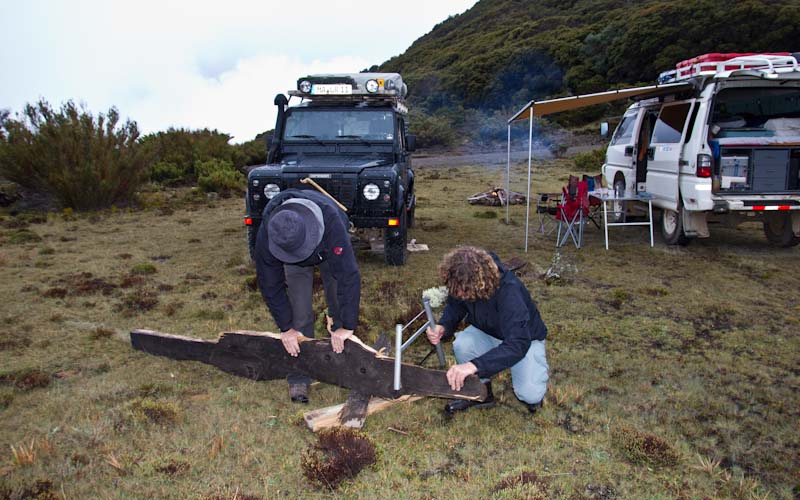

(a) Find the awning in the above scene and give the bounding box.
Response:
[508,81,694,123]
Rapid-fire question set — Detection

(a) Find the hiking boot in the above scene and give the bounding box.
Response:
[525,399,544,414]
[288,383,309,403]
[444,381,495,414]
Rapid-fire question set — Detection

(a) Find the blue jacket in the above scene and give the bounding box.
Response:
[438,254,547,378]
[254,190,361,331]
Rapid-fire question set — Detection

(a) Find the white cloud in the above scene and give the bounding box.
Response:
[0,0,477,143]
[134,54,372,142]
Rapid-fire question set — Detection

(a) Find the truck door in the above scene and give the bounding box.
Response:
[646,101,694,210]
[604,108,643,189]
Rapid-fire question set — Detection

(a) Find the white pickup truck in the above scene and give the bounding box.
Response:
[603,53,800,246]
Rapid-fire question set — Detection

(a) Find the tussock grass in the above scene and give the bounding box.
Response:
[301,428,377,490]
[611,425,680,467]
[0,158,797,498]
[120,397,180,427]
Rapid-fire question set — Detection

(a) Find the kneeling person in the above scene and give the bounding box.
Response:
[427,246,548,413]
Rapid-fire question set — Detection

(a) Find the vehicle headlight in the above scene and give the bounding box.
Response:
[362,183,380,200]
[263,183,280,199]
[299,80,312,93]
[365,79,379,93]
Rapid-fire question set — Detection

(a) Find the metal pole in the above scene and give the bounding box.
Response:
[506,124,511,224]
[423,298,446,368]
[393,324,402,391]
[525,107,533,252]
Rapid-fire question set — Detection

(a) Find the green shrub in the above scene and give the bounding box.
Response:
[150,161,188,185]
[574,146,607,173]
[196,158,244,196]
[409,111,457,149]
[0,100,148,210]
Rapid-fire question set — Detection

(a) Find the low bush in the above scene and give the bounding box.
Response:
[196,158,244,196]
[0,100,148,210]
[574,146,607,173]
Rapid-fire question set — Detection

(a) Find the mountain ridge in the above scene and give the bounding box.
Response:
[377,0,800,116]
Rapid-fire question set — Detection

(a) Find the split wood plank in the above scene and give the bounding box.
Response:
[303,395,424,432]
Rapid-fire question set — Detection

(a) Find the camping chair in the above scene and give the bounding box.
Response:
[582,174,604,228]
[536,192,561,235]
[556,179,590,248]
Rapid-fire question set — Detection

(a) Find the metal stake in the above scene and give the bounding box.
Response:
[422,298,447,368]
[393,323,402,391]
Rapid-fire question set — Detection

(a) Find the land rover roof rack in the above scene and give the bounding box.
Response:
[657,52,800,84]
[289,72,407,99]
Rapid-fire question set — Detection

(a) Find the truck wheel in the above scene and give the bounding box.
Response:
[661,206,691,246]
[763,215,800,247]
[610,178,626,223]
[407,201,416,229]
[247,224,259,261]
[384,206,407,266]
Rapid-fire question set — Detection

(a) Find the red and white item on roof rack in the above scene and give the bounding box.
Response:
[658,52,798,83]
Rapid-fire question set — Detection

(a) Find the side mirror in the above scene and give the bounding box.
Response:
[406,134,417,152]
[600,122,609,138]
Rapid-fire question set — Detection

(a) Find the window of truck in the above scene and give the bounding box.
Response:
[284,110,395,141]
[652,103,691,143]
[710,87,800,139]
[610,111,638,146]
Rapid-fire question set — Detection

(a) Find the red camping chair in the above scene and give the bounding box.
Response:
[556,179,590,248]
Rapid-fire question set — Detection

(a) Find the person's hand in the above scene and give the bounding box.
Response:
[280,328,302,357]
[446,362,478,392]
[331,328,353,354]
[426,324,445,345]
[326,315,334,335]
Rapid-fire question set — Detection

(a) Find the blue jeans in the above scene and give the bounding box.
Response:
[453,325,549,404]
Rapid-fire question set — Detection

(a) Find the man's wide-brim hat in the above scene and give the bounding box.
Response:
[268,198,324,263]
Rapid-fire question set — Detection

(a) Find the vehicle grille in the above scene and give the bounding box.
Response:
[286,176,357,209]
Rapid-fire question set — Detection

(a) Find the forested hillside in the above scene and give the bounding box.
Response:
[378,0,800,115]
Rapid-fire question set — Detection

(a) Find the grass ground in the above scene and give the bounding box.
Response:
[0,158,798,499]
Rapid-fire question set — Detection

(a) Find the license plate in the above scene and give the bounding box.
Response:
[311,84,352,95]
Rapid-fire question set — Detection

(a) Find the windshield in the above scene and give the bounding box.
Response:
[284,110,395,141]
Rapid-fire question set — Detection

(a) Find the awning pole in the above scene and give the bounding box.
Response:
[525,107,533,252]
[506,124,511,224]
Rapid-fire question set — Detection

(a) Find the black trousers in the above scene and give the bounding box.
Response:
[284,261,340,385]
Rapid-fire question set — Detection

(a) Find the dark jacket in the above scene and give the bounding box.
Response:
[255,190,361,331]
[438,254,547,378]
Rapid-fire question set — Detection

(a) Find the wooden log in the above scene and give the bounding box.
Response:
[130,329,487,401]
[303,395,423,432]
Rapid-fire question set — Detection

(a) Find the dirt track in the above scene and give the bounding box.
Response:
[412,148,550,169]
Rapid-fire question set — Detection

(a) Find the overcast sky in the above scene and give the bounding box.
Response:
[0,0,477,143]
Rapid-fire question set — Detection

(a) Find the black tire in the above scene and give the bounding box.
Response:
[247,223,259,261]
[610,178,626,223]
[407,199,416,229]
[661,205,691,246]
[763,215,800,247]
[384,205,407,266]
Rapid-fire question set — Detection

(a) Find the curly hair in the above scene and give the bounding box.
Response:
[438,246,500,301]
